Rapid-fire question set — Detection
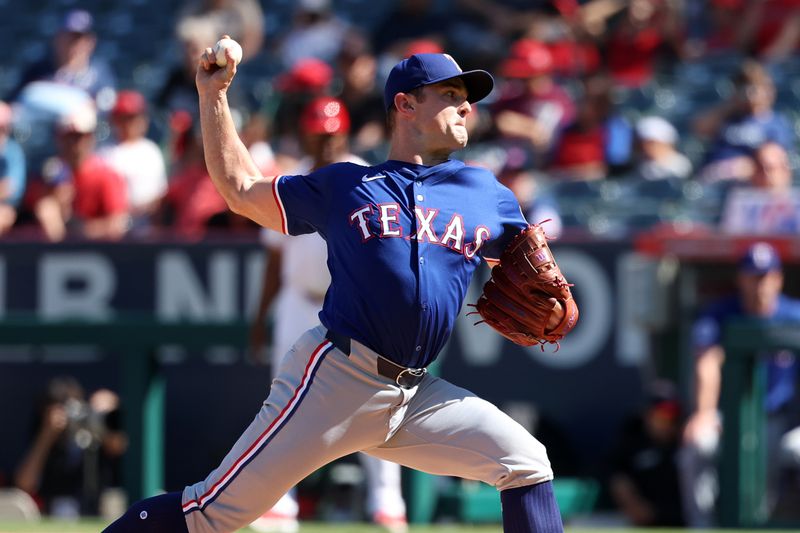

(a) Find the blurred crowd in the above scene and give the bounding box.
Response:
[1,0,799,242]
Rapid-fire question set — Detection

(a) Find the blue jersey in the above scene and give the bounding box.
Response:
[692,294,800,413]
[274,158,527,367]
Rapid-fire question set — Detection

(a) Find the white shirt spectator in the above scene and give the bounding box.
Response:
[99,138,167,225]
[636,116,693,180]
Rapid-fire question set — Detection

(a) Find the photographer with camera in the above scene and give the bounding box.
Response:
[14,376,128,518]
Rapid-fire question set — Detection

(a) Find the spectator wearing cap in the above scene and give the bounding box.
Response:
[720,142,800,235]
[635,116,692,180]
[295,97,367,173]
[7,9,115,107]
[0,100,26,236]
[34,105,129,241]
[271,58,334,159]
[493,39,576,159]
[681,242,800,526]
[695,60,794,184]
[99,91,167,235]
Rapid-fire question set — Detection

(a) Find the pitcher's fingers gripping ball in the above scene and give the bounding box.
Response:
[196,35,240,95]
[472,223,579,348]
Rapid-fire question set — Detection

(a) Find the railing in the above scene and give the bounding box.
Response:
[720,321,800,528]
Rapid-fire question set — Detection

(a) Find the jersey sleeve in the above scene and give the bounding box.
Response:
[691,312,721,352]
[273,166,334,236]
[479,178,529,261]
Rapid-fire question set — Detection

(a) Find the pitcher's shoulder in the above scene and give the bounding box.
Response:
[456,162,498,183]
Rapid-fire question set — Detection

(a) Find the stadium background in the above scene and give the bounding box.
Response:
[0,0,799,530]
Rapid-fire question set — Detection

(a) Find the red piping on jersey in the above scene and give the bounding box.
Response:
[272,176,288,234]
[182,339,332,513]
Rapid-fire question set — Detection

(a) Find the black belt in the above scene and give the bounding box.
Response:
[325,329,427,389]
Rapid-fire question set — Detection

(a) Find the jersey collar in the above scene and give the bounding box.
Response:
[382,159,464,185]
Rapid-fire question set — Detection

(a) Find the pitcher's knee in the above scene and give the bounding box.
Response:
[494,438,554,491]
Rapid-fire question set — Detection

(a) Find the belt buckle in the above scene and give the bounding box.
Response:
[396,367,427,388]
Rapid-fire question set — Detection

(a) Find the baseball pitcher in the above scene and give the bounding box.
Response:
[103,42,578,533]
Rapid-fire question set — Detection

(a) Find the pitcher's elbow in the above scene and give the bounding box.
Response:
[226,193,247,216]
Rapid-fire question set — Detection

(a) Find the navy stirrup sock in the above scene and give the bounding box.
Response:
[501,481,564,533]
[103,491,188,532]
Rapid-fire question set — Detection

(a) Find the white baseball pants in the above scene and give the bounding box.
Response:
[182,326,553,533]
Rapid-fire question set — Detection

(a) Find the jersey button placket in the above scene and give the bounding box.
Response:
[414,178,427,363]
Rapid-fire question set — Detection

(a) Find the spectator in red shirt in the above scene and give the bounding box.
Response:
[549,74,633,180]
[160,124,228,239]
[100,90,167,236]
[34,105,129,241]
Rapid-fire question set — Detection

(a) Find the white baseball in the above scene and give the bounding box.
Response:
[213,37,242,67]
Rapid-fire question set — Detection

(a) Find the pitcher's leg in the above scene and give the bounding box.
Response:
[249,321,310,533]
[106,328,398,533]
[367,376,561,533]
[181,337,338,532]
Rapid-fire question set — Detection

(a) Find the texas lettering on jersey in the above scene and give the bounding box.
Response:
[348,203,491,260]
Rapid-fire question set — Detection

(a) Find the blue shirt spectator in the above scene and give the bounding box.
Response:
[693,293,800,413]
[0,101,26,235]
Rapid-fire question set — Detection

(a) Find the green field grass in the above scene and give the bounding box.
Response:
[0,522,796,533]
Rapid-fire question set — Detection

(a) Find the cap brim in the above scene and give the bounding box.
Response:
[739,265,778,275]
[425,69,494,104]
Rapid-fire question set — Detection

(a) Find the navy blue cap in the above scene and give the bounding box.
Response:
[383,53,494,111]
[738,242,782,274]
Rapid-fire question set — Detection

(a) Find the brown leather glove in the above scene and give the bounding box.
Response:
[473,224,579,347]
